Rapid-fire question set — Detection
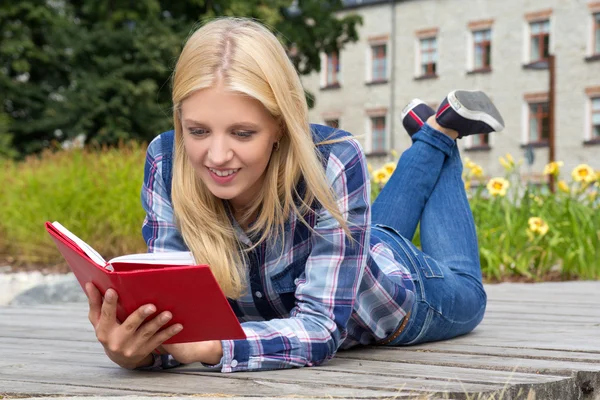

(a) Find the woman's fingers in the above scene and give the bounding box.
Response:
[97,288,119,330]
[121,304,157,334]
[86,282,103,327]
[147,323,184,352]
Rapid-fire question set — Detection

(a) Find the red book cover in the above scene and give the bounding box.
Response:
[45,221,245,344]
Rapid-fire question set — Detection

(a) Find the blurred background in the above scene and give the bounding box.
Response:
[0,1,598,284]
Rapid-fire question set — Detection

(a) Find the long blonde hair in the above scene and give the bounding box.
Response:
[172,18,353,299]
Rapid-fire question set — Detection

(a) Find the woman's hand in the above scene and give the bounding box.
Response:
[160,341,223,365]
[86,282,183,369]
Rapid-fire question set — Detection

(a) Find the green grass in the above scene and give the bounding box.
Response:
[0,143,147,265]
[1,146,598,281]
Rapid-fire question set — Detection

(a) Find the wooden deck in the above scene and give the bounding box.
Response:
[1,281,599,399]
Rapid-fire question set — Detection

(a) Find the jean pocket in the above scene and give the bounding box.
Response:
[375,224,444,279]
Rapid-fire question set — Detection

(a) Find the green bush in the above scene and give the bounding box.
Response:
[0,143,147,265]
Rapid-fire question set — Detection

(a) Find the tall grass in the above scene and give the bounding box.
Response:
[1,145,598,281]
[0,143,147,266]
[370,156,599,281]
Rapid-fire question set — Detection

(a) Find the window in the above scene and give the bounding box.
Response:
[419,37,437,77]
[592,97,600,139]
[528,102,550,144]
[471,134,490,148]
[594,13,600,55]
[324,119,339,129]
[473,29,492,70]
[325,52,339,86]
[371,116,387,153]
[371,44,387,82]
[530,20,550,62]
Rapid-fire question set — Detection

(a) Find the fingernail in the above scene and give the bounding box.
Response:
[105,290,114,301]
[173,324,183,333]
[161,313,172,323]
[145,306,156,315]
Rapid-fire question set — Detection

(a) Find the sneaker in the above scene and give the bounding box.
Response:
[401,99,435,137]
[436,90,505,138]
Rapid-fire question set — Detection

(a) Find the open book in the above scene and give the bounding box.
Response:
[45,221,245,344]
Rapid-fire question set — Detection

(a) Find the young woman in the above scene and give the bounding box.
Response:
[85,17,505,372]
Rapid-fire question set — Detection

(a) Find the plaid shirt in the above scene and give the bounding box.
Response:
[141,125,415,373]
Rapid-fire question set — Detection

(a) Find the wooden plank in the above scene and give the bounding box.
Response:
[336,347,600,374]
[0,363,411,399]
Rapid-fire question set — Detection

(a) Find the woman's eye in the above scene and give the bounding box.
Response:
[189,128,208,136]
[234,131,255,138]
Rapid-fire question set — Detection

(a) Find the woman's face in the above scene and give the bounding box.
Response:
[180,84,280,211]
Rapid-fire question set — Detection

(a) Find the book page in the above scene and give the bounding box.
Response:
[51,221,107,266]
[108,251,196,266]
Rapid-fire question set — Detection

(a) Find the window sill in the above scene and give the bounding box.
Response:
[365,151,389,157]
[414,74,438,81]
[366,79,389,86]
[467,68,492,75]
[583,138,600,146]
[584,54,600,63]
[520,141,549,148]
[464,145,491,152]
[320,83,341,91]
[523,60,549,70]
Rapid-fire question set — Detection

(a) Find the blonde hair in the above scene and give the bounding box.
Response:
[171,18,353,299]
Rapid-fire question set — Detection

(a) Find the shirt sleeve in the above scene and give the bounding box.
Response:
[217,138,371,373]
[141,135,188,253]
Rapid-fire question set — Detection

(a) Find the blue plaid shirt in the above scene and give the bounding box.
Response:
[141,125,415,373]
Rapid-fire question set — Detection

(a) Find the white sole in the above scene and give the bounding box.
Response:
[447,90,505,132]
[402,98,426,119]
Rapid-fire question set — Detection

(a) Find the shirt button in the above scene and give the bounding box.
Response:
[254,291,263,298]
[231,359,238,368]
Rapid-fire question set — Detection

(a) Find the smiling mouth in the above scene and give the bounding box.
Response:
[207,167,240,177]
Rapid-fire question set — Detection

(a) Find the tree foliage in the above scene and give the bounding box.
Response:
[0,0,362,158]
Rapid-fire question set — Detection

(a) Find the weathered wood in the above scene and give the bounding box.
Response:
[1,281,599,399]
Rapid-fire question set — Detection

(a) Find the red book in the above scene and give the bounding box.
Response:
[45,221,245,344]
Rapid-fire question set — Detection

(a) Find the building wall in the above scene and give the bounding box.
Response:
[302,0,600,179]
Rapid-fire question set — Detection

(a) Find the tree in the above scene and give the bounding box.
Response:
[1,0,362,157]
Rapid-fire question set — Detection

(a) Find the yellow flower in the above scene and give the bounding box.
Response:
[572,164,596,183]
[558,180,570,194]
[499,153,515,171]
[528,217,549,236]
[543,161,564,177]
[373,168,390,185]
[470,165,484,178]
[390,149,399,158]
[383,162,396,176]
[465,180,471,191]
[589,191,598,202]
[465,159,477,170]
[486,177,510,197]
[367,163,374,174]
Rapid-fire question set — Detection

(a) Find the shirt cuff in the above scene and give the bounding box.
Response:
[217,339,253,372]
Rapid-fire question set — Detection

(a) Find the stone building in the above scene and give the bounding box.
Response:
[301,0,600,180]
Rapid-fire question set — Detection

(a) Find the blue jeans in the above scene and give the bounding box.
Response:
[371,123,487,345]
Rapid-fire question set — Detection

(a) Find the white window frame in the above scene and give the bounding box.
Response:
[589,12,600,56]
[415,36,438,77]
[467,28,492,71]
[586,96,600,141]
[523,17,554,64]
[367,42,389,82]
[365,112,389,154]
[320,52,341,88]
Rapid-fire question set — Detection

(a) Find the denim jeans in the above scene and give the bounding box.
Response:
[371,123,487,346]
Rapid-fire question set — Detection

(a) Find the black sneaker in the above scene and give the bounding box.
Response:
[401,99,435,137]
[436,90,505,138]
